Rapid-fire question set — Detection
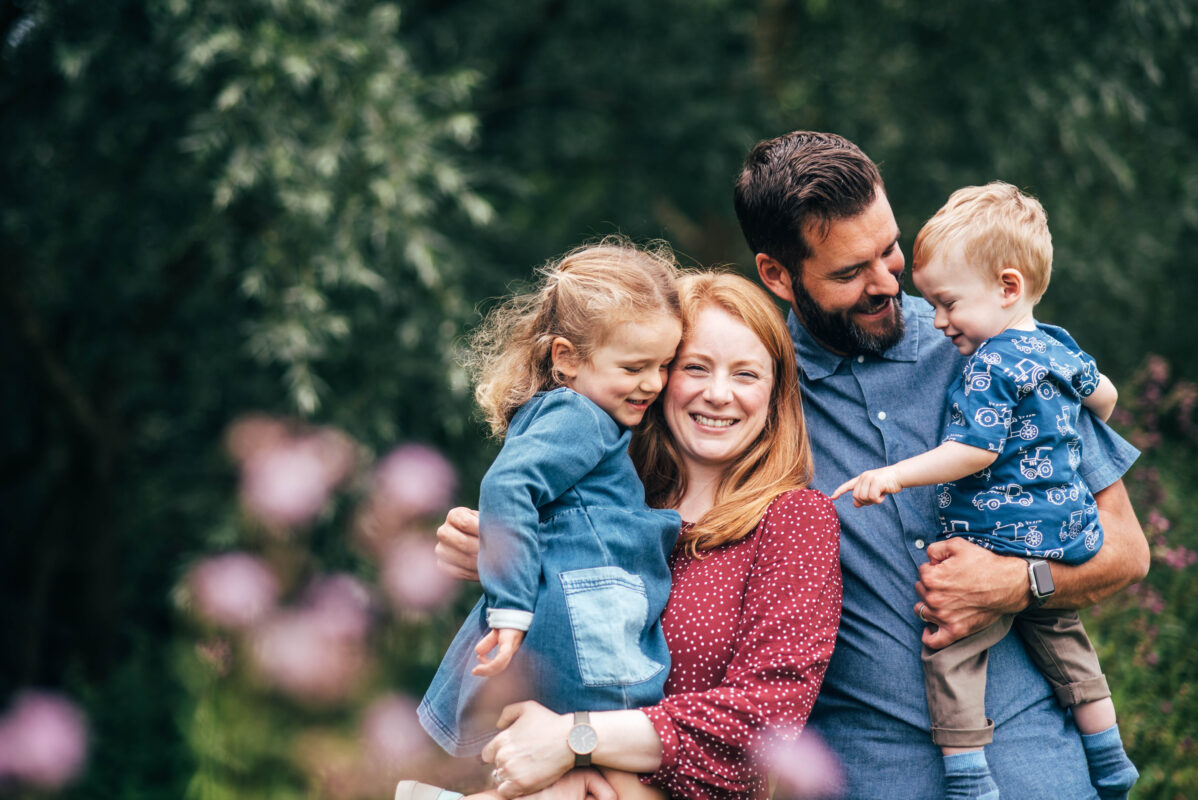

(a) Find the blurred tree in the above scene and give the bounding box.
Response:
[1,0,487,792]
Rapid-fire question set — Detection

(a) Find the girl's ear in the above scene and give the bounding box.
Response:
[550,337,579,379]
[998,267,1025,308]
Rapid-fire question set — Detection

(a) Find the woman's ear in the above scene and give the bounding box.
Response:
[998,268,1025,307]
[550,337,579,379]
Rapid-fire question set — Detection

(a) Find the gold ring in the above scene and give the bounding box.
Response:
[917,602,928,623]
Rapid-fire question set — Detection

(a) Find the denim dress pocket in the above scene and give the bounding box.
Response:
[559,566,665,687]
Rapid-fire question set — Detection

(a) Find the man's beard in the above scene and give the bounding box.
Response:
[793,284,905,356]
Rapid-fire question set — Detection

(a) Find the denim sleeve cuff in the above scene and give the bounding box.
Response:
[485,608,533,631]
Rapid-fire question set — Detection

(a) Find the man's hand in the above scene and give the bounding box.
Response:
[482,701,575,798]
[517,769,616,800]
[436,506,481,581]
[473,628,525,676]
[917,537,1028,649]
[831,467,903,507]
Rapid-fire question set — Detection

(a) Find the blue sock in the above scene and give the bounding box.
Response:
[1081,724,1139,800]
[943,751,999,800]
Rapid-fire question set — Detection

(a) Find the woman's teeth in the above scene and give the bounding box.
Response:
[693,414,735,428]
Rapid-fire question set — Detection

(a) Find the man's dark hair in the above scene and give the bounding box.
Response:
[733,131,883,279]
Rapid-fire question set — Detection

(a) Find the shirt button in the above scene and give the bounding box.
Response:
[914,538,926,549]
[877,411,887,420]
[856,355,865,363]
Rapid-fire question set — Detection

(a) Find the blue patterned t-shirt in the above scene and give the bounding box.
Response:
[936,327,1103,565]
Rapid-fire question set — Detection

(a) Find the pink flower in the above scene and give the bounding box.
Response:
[1146,652,1159,667]
[360,694,431,769]
[251,608,367,705]
[302,573,376,641]
[382,536,458,614]
[374,445,457,519]
[229,416,357,527]
[1146,510,1171,533]
[0,691,89,789]
[755,728,845,799]
[189,553,280,629]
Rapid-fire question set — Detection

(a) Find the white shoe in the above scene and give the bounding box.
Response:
[394,779,464,800]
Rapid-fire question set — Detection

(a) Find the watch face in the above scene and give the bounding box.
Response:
[568,723,598,755]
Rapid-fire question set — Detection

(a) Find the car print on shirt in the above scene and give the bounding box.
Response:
[1012,335,1047,354]
[972,483,1035,511]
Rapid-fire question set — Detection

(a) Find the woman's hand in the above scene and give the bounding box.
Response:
[436,506,481,580]
[481,701,575,797]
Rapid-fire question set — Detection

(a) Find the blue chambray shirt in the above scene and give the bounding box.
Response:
[794,294,1138,799]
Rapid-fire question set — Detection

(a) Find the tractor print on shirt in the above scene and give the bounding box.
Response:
[1046,484,1081,505]
[994,520,1045,550]
[974,404,1012,431]
[1018,446,1054,480]
[1010,416,1039,441]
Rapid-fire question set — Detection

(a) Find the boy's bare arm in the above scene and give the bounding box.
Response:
[832,442,997,506]
[919,479,1148,649]
[1082,374,1118,422]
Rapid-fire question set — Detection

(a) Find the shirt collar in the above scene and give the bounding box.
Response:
[787,292,924,380]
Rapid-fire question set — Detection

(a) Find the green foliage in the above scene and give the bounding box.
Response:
[3,0,1197,795]
[1088,357,1198,799]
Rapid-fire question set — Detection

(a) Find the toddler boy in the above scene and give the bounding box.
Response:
[833,182,1138,800]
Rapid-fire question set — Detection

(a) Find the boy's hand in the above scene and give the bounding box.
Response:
[831,467,904,506]
[473,628,525,676]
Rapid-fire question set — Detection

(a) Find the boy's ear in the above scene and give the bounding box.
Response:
[998,267,1025,307]
[550,337,579,378]
[756,254,796,305]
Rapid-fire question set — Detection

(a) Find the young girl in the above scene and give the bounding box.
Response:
[415,238,684,771]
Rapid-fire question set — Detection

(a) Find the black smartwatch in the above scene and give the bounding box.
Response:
[1028,559,1055,607]
[566,710,598,767]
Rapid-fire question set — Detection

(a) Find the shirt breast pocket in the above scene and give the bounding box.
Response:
[559,566,665,687]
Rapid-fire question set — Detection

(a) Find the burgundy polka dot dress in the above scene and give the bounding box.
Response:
[639,489,842,799]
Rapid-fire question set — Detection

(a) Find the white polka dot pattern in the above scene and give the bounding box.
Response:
[639,489,843,798]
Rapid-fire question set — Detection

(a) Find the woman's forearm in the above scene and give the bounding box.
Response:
[588,709,664,774]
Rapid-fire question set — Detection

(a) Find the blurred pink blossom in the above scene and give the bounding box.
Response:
[229,417,357,527]
[1145,355,1169,386]
[1161,546,1196,570]
[382,536,458,614]
[755,728,845,799]
[1146,510,1171,533]
[1146,652,1159,667]
[302,573,376,641]
[374,444,457,519]
[189,552,280,629]
[251,607,367,704]
[360,694,431,769]
[0,691,89,790]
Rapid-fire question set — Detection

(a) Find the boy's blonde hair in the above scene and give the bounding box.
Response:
[913,181,1053,303]
[631,271,812,554]
[469,236,681,437]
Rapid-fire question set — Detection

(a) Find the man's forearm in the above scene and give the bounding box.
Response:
[1040,479,1148,609]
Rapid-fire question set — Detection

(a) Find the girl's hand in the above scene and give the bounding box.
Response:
[473,628,525,676]
[481,701,575,797]
[832,467,903,506]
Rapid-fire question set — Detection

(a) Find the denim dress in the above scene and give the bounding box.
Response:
[418,388,680,756]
